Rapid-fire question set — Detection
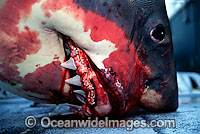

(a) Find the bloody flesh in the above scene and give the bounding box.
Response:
[0,0,41,82]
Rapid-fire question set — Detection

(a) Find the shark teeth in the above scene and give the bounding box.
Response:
[65,75,82,86]
[61,57,77,70]
[74,90,86,104]
[73,90,86,97]
[76,94,86,104]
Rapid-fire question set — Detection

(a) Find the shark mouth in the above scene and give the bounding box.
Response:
[60,36,124,116]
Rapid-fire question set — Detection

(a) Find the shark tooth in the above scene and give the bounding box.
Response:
[61,57,77,70]
[65,75,81,86]
[73,90,86,97]
[76,94,86,104]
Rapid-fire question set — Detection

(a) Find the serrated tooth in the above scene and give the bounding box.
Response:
[65,75,81,86]
[76,94,86,104]
[61,57,77,70]
[73,90,86,97]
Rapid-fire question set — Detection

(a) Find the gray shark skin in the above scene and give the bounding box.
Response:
[0,0,178,116]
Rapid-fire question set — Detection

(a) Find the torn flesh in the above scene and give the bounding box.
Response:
[61,38,112,116]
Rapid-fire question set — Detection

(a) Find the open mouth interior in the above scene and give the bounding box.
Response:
[60,35,114,116]
[62,36,95,104]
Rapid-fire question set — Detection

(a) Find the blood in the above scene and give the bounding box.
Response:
[54,54,60,60]
[82,8,151,112]
[59,57,69,94]
[162,46,170,57]
[40,0,151,114]
[0,0,70,97]
[41,0,77,18]
[41,21,46,25]
[36,64,40,67]
[160,83,169,89]
[0,0,41,82]
[69,41,110,107]
[23,61,64,94]
[160,77,170,85]
[44,12,51,18]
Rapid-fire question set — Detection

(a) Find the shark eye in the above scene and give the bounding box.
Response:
[150,24,166,43]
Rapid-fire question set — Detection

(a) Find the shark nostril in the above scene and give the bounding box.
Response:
[144,79,153,87]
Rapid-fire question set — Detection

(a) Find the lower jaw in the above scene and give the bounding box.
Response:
[64,38,113,116]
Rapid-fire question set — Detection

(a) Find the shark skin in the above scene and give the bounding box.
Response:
[0,0,178,116]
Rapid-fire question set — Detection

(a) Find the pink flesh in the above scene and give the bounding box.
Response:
[68,40,112,115]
